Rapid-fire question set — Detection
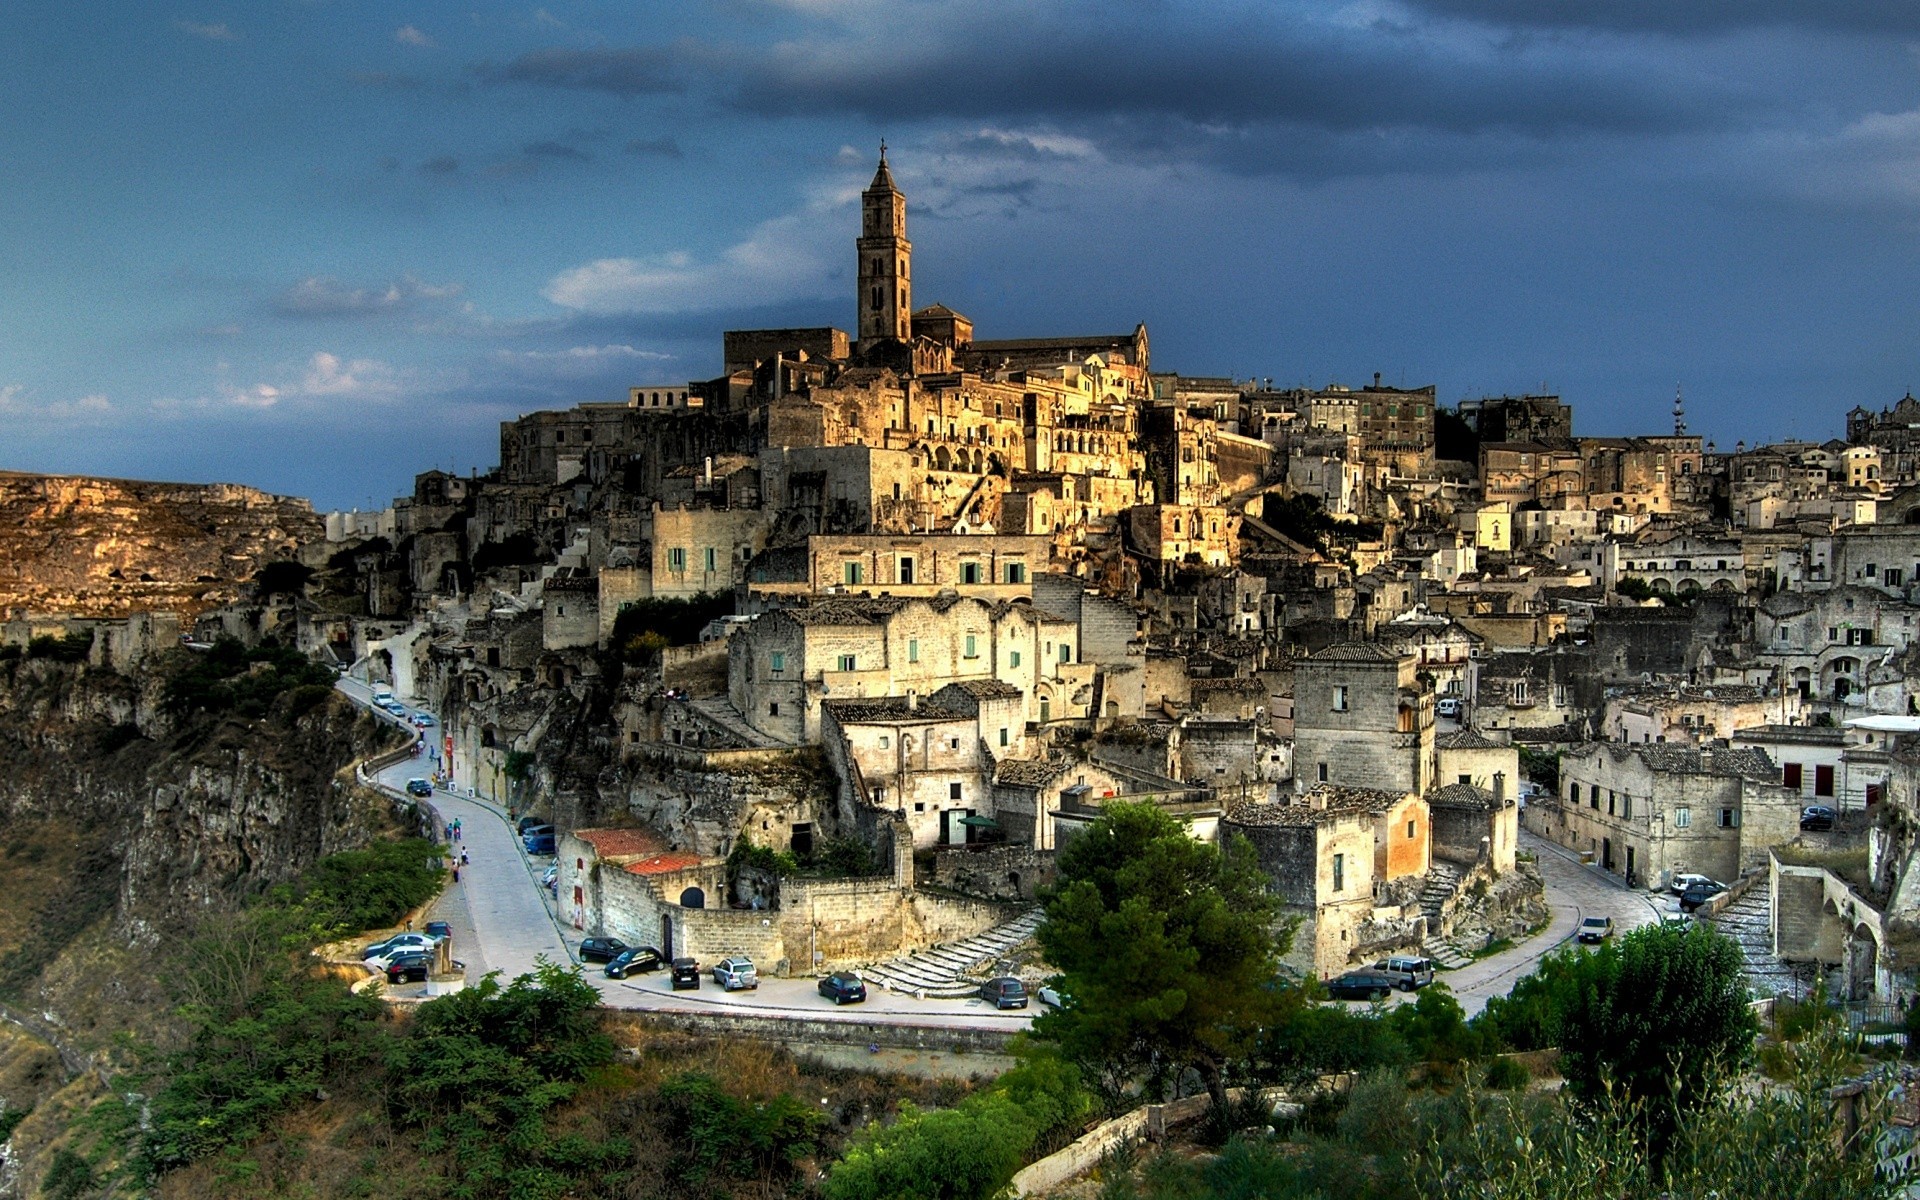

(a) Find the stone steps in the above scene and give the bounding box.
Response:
[1422,937,1474,970]
[860,908,1044,998]
[1419,862,1465,922]
[686,697,789,749]
[1711,879,1809,999]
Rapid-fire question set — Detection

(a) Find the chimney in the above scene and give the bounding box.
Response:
[1373,372,1382,388]
[907,689,918,711]
[1493,771,1506,807]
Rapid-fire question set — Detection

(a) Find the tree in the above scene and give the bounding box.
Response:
[1555,923,1755,1126]
[1034,801,1284,1115]
[253,559,313,597]
[1614,575,1659,602]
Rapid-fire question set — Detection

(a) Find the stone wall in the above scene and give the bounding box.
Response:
[926,842,1055,901]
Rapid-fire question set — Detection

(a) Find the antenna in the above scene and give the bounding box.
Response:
[1672,384,1686,437]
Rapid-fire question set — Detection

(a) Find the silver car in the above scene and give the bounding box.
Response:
[1371,955,1436,990]
[713,956,759,990]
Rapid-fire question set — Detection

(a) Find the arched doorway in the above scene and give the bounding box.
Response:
[679,886,706,910]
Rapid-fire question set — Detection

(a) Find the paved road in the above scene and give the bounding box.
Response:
[335,678,1031,1033]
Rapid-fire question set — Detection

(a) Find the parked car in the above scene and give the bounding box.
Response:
[818,972,867,1005]
[1801,805,1838,831]
[405,778,433,797]
[366,943,434,971]
[516,816,548,835]
[579,937,629,964]
[714,956,760,990]
[1680,880,1729,912]
[523,831,556,855]
[385,952,433,984]
[541,864,558,888]
[1669,873,1718,896]
[422,920,453,944]
[980,977,1029,1009]
[363,932,435,959]
[1325,970,1400,1001]
[604,946,665,979]
[412,713,437,727]
[1436,697,1461,718]
[1371,955,1436,990]
[1577,916,1614,944]
[1037,984,1071,1009]
[670,957,701,989]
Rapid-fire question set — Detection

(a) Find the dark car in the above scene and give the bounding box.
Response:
[516,816,548,835]
[579,937,628,964]
[1679,880,1729,912]
[980,977,1028,1009]
[422,920,453,944]
[818,972,867,1005]
[604,946,665,979]
[1801,805,1838,832]
[523,832,556,855]
[670,957,701,990]
[385,952,433,984]
[405,778,434,797]
[1325,970,1400,1001]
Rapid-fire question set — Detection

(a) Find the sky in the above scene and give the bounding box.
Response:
[6,1,1920,511]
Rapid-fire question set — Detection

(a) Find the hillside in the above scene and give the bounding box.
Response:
[0,471,320,619]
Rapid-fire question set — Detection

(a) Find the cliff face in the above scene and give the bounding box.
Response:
[0,472,321,619]
[0,658,398,1034]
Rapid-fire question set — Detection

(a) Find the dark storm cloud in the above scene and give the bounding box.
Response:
[728,31,1738,141]
[1398,0,1920,36]
[479,46,683,96]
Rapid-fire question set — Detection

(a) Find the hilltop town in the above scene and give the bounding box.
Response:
[13,149,1920,1010]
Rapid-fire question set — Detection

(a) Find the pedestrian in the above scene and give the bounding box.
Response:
[460,850,469,866]
[452,865,460,883]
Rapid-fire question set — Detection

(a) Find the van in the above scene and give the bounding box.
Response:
[523,830,555,855]
[1371,955,1435,991]
[372,689,394,704]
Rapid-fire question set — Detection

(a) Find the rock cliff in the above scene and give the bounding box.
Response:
[0,472,320,619]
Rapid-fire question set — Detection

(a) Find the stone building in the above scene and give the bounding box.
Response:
[1224,785,1432,979]
[1459,394,1572,444]
[744,532,1049,604]
[1291,642,1436,795]
[1532,743,1800,890]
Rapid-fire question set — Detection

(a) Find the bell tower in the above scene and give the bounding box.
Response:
[857,143,911,349]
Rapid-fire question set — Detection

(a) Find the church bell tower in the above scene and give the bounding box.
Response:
[857,144,911,349]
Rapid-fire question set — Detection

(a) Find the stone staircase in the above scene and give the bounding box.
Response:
[1710,877,1808,1000]
[1417,861,1464,924]
[1421,936,1474,970]
[686,697,791,749]
[859,908,1044,999]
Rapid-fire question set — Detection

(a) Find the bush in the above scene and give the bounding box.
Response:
[26,631,92,662]
[288,837,444,934]
[1482,1056,1530,1090]
[253,560,312,596]
[809,836,878,877]
[658,1071,824,1181]
[162,637,336,719]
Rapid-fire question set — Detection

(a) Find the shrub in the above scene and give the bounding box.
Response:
[1483,1056,1530,1091]
[657,1071,824,1181]
[26,631,92,662]
[253,560,312,596]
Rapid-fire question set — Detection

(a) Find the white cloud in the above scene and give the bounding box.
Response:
[274,274,464,318]
[300,352,398,399]
[543,208,840,315]
[395,25,434,47]
[491,344,676,380]
[0,385,118,421]
[173,19,238,41]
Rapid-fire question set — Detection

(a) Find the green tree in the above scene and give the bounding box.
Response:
[1614,575,1659,602]
[1555,923,1755,1126]
[1034,802,1283,1114]
[253,559,313,596]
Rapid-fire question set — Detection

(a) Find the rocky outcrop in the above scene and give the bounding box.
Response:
[0,471,320,619]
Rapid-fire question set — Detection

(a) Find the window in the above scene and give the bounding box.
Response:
[769,702,779,717]
[898,557,915,584]
[879,736,890,749]
[1815,765,1835,797]
[961,561,981,584]
[1622,795,1633,819]
[844,561,864,585]
[1318,763,1328,782]
[1783,762,1803,790]
[1719,808,1740,828]
[1332,853,1345,892]
[837,654,856,671]
[1590,785,1600,808]
[1059,643,1072,663]
[1674,806,1691,828]
[908,638,920,663]
[1006,562,1026,584]
[1332,685,1349,712]
[949,783,963,801]
[668,547,686,571]
[1407,820,1416,840]
[704,547,717,573]
[770,651,785,672]
[1009,650,1022,668]
[964,634,978,658]
[999,728,1009,747]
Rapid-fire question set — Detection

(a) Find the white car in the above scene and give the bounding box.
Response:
[1669,873,1718,896]
[1436,698,1461,718]
[363,932,435,960]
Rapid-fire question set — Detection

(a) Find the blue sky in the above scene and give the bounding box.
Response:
[5,1,1920,511]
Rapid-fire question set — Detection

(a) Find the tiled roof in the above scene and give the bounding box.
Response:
[1428,782,1506,810]
[940,678,1024,699]
[1436,728,1504,750]
[576,827,666,860]
[996,758,1066,788]
[824,696,965,724]
[624,852,706,876]
[1568,742,1776,779]
[1226,785,1408,826]
[1307,641,1401,663]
